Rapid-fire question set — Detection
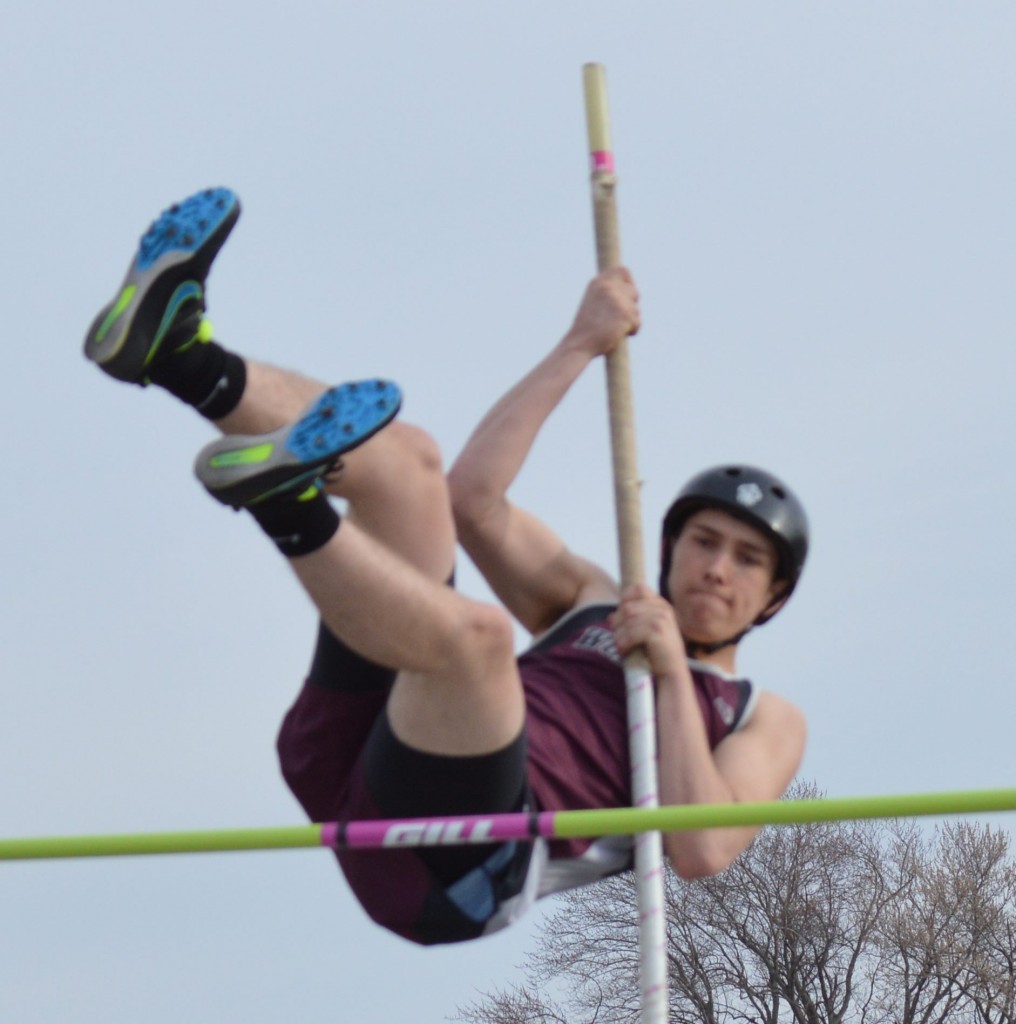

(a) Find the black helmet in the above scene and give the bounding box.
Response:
[659,465,809,628]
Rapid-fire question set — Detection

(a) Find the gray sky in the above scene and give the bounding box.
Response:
[3,2,1015,1020]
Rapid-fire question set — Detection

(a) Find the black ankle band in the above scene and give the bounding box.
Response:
[247,487,340,557]
[152,341,246,420]
[195,350,247,420]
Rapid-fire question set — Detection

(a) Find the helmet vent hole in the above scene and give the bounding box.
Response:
[724,467,742,477]
[771,485,786,499]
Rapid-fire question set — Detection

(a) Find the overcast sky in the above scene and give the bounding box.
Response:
[2,3,1015,1021]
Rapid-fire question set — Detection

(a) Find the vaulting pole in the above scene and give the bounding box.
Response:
[582,62,668,1024]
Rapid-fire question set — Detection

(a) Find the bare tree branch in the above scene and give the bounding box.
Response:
[459,781,1016,1024]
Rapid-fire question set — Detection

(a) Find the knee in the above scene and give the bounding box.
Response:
[447,601,516,677]
[389,422,445,478]
[338,421,446,503]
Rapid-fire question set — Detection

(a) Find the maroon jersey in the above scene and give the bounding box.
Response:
[517,603,756,899]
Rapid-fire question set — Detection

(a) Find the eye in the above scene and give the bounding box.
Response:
[736,548,770,570]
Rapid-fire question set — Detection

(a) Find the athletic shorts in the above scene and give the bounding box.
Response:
[276,621,533,945]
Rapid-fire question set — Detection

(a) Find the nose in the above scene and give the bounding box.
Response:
[703,548,731,583]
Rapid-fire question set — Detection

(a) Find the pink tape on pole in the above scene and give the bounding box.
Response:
[590,150,616,173]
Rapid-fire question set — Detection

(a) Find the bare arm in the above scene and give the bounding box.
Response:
[610,585,806,877]
[448,268,640,634]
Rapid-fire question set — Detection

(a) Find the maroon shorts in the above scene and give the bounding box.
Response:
[276,622,531,945]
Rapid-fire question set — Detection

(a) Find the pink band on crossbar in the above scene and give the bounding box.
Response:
[321,811,555,850]
[590,150,615,173]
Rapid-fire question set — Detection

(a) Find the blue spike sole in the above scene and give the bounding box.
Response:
[134,188,239,272]
[284,380,403,464]
[197,380,403,508]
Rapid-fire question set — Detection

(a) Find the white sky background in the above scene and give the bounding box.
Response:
[2,2,1014,1020]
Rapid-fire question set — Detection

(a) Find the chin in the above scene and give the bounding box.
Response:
[679,608,723,637]
[686,638,722,653]
[682,625,723,649]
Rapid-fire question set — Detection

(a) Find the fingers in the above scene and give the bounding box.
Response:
[608,583,651,631]
[569,267,641,355]
[595,266,640,336]
[609,584,682,659]
[610,583,688,680]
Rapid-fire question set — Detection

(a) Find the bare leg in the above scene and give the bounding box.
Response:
[291,524,524,755]
[82,186,523,761]
[213,358,454,581]
[212,359,326,436]
[214,358,525,755]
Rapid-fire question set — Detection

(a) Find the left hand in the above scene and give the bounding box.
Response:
[608,583,687,680]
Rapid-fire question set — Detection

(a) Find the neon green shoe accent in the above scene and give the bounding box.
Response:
[95,286,137,343]
[296,484,321,502]
[143,281,203,369]
[175,316,216,356]
[174,317,215,357]
[208,442,276,469]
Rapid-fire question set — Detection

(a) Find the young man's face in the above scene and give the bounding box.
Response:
[666,508,784,646]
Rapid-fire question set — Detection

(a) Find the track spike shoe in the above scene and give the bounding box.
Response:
[195,380,402,508]
[84,187,240,383]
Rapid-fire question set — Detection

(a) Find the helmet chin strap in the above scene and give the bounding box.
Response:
[683,625,752,659]
[664,566,788,661]
[681,588,785,658]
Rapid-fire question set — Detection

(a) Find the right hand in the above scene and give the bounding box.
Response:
[563,267,641,358]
